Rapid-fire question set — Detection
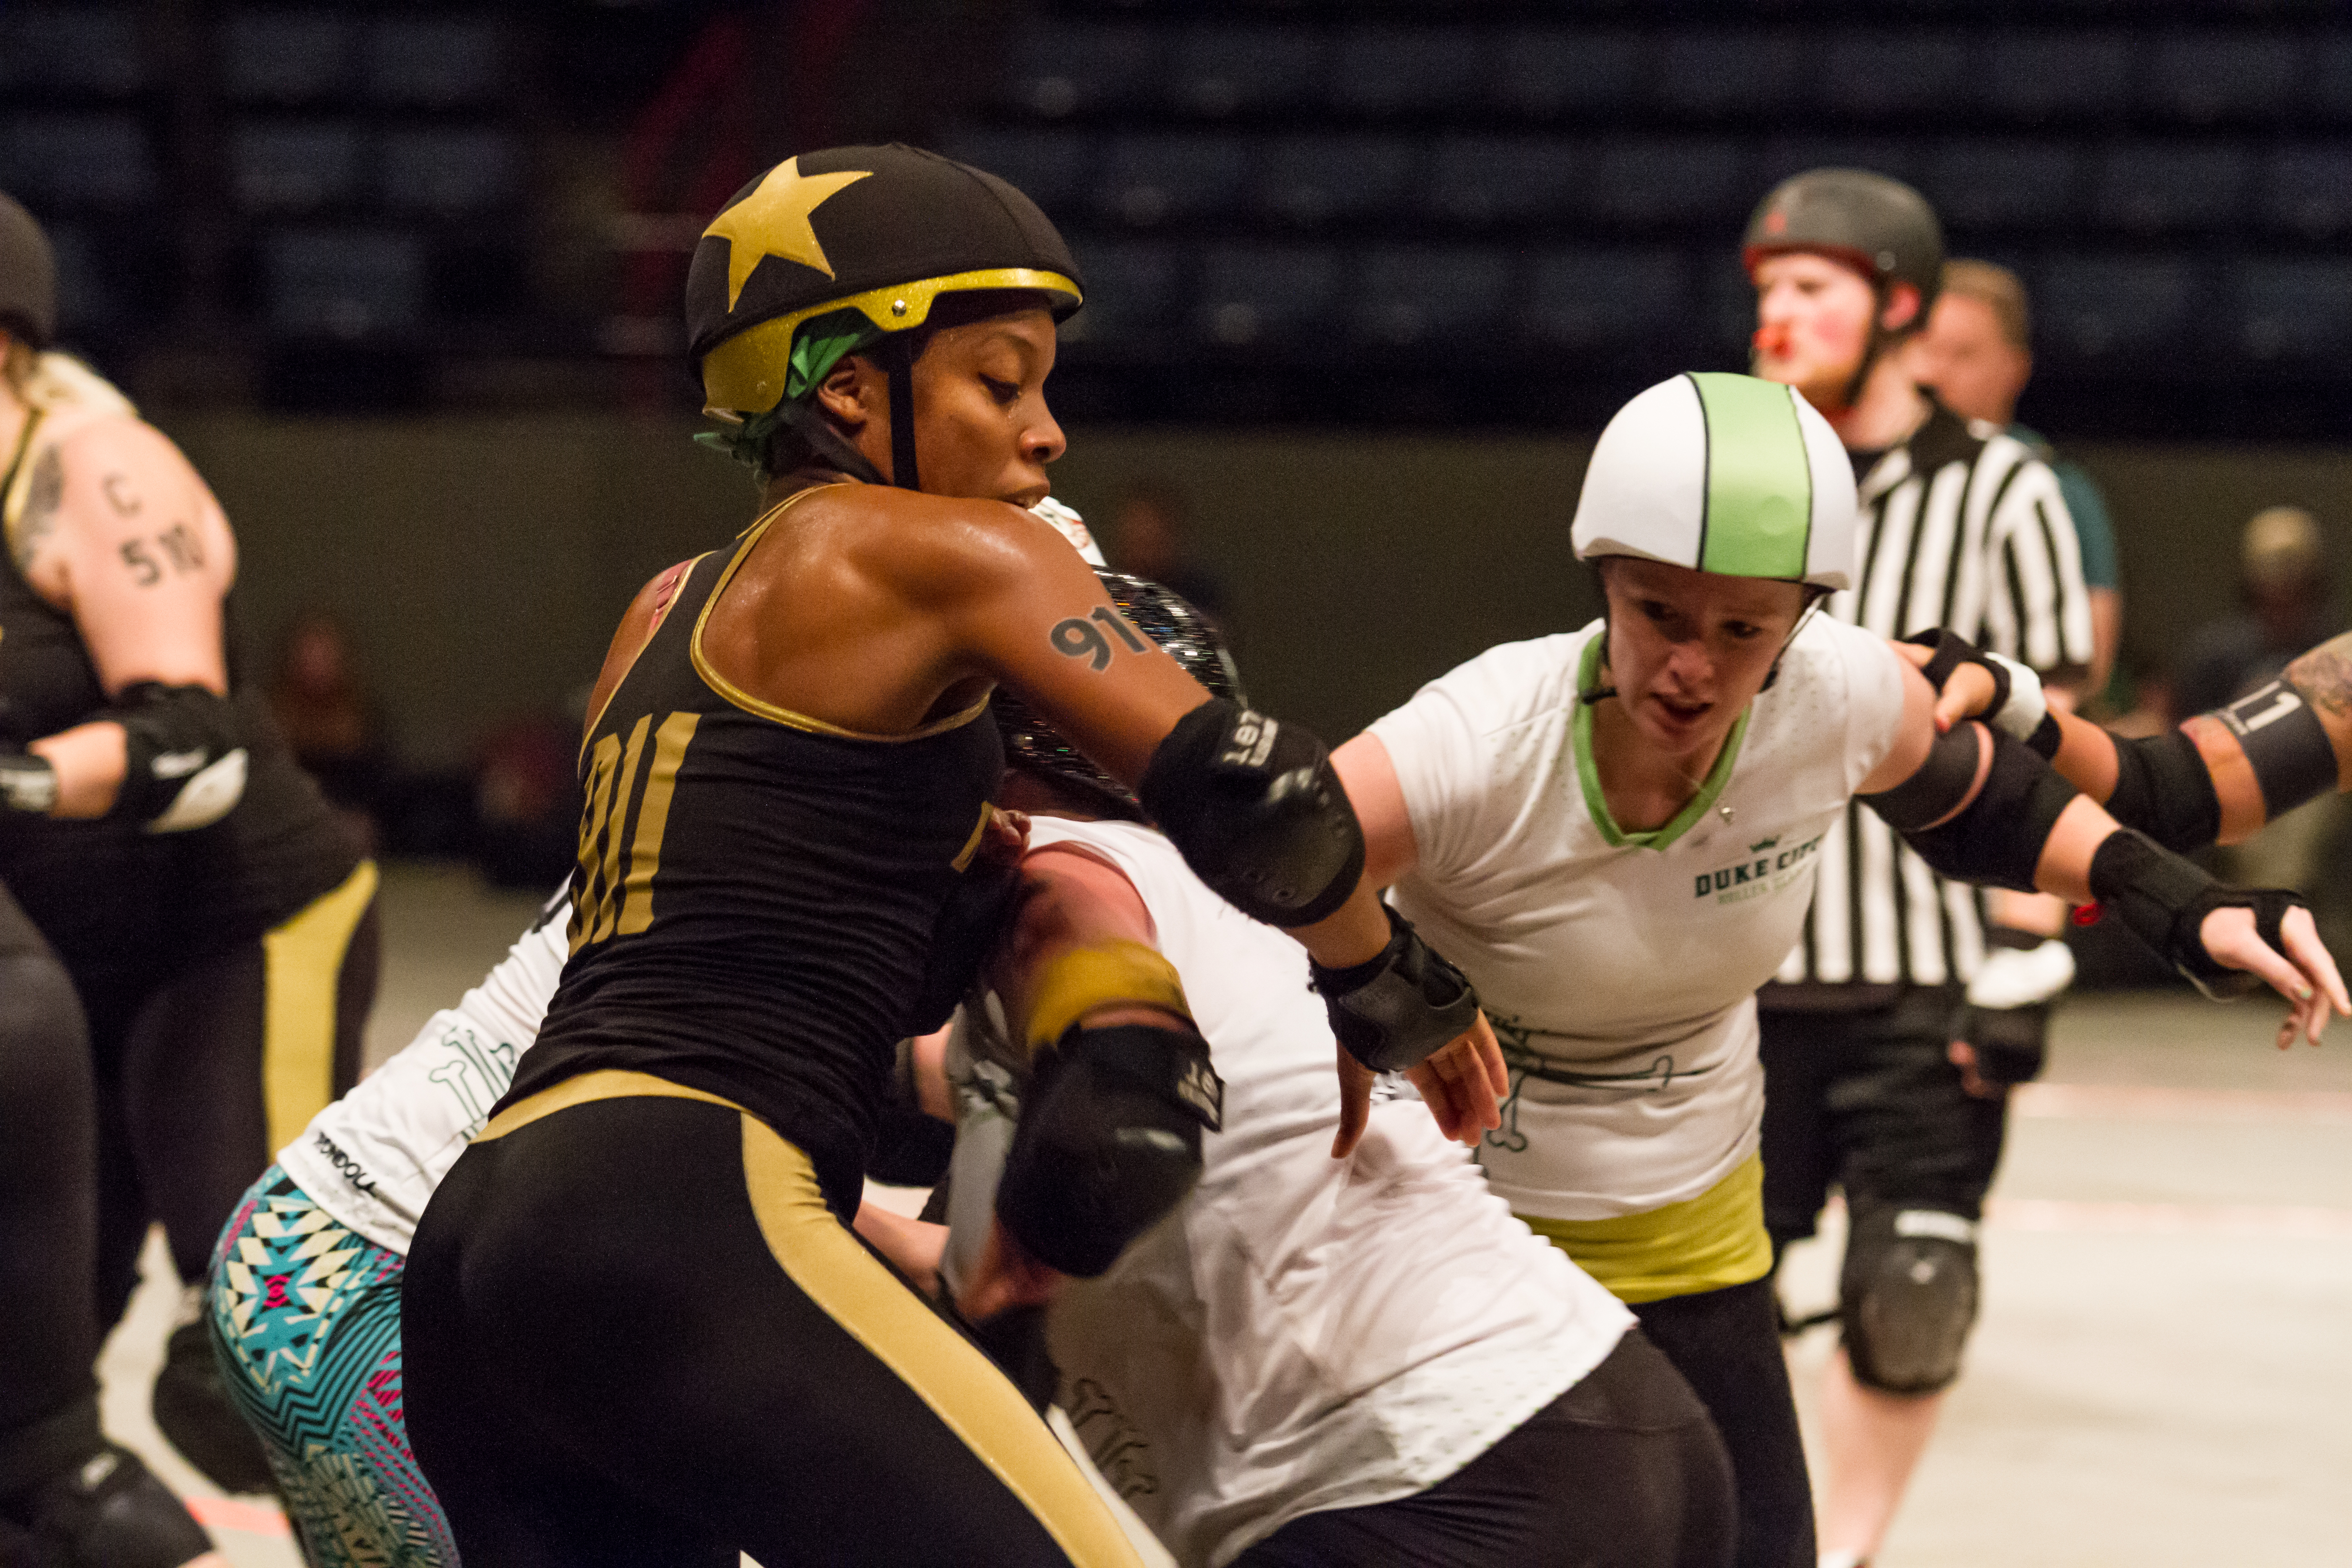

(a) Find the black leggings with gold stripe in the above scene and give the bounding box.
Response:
[89,860,381,1320]
[403,1073,1147,1568]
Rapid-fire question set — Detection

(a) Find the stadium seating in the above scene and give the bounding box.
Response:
[9,0,2351,425]
[960,3,2352,428]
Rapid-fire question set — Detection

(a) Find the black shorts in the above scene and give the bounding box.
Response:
[1232,1328,1733,1568]
[403,1077,1147,1568]
[1757,985,2009,1248]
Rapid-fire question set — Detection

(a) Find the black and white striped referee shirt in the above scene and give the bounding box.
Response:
[1775,399,2095,990]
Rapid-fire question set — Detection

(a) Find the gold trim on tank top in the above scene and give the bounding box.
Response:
[689,483,991,744]
[580,554,710,765]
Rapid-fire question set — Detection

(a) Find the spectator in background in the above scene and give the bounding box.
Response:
[2173,507,2337,720]
[268,609,391,846]
[2173,508,2349,902]
[1910,260,2124,696]
[1107,478,1230,629]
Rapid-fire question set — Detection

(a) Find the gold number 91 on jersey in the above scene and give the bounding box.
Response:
[570,711,701,953]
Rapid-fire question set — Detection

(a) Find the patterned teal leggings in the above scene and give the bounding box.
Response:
[207,1168,456,1568]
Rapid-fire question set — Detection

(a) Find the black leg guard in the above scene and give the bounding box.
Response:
[0,1398,213,1568]
[1840,1206,1980,1396]
[25,1446,216,1568]
[153,1301,276,1496]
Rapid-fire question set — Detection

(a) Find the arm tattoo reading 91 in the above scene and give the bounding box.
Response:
[2284,633,2352,720]
[1049,604,1150,672]
[10,447,64,573]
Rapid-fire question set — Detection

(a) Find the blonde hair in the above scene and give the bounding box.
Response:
[11,346,136,419]
[1940,260,2031,351]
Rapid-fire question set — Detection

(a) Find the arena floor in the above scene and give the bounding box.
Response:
[105,864,2352,1567]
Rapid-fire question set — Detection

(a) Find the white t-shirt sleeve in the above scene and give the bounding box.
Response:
[1833,623,1912,796]
[462,896,573,1045]
[1365,655,1513,885]
[1363,632,1586,886]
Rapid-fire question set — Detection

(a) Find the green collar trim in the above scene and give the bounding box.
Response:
[1572,636,1749,852]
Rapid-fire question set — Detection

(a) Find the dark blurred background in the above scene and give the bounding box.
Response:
[9,0,2352,881]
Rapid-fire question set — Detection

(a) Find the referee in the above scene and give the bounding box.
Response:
[1911,258,2125,695]
[1743,170,2095,1568]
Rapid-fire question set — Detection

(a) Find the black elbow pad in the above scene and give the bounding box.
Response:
[994,1022,1222,1277]
[2104,729,2222,853]
[1138,700,1365,928]
[100,682,248,832]
[1867,727,2078,893]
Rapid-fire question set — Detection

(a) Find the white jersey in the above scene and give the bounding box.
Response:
[1026,819,1632,1568]
[1369,615,1907,1222]
[276,898,571,1253]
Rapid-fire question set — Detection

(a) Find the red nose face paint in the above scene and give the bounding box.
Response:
[1752,323,1793,360]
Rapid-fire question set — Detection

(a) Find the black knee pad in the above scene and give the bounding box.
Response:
[1841,1208,1980,1395]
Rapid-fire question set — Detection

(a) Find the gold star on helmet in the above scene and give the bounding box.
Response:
[704,157,875,310]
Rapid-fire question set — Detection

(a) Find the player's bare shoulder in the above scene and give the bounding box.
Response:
[14,410,234,604]
[828,485,1072,610]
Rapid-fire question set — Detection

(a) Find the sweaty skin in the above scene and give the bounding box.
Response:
[585,303,1502,1150]
[0,379,237,817]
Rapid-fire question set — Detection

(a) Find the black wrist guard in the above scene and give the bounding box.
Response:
[1138,699,1365,928]
[1904,627,2010,715]
[1310,905,1481,1073]
[0,750,58,816]
[1956,1001,2050,1085]
[100,682,248,832]
[994,1022,1223,1277]
[2087,828,2302,1000]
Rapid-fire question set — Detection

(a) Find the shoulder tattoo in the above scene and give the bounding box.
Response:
[2286,633,2352,720]
[10,447,64,573]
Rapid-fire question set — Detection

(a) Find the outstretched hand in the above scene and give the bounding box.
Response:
[1332,1011,1509,1158]
[2199,903,2351,1047]
[1893,637,2001,733]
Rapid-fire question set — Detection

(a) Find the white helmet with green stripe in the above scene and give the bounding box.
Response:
[1572,372,1856,593]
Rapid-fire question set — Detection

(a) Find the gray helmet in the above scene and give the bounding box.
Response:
[995,572,1242,822]
[0,192,57,350]
[1742,168,1944,328]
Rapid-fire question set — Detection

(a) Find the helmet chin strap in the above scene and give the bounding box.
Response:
[771,333,924,490]
[1761,590,1829,693]
[777,398,889,486]
[1831,279,1911,416]
[881,332,921,492]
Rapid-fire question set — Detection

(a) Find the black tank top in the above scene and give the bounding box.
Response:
[504,487,1005,1217]
[0,407,359,986]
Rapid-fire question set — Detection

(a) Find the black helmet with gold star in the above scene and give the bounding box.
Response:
[687,144,1082,490]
